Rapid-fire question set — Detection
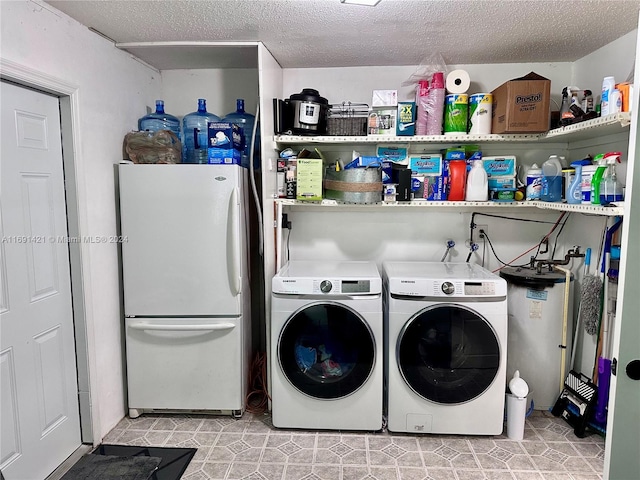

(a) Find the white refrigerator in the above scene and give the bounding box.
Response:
[118,163,252,418]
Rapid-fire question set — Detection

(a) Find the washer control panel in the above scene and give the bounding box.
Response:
[390,279,502,297]
[314,279,371,294]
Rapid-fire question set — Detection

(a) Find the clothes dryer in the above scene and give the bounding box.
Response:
[271,260,383,431]
[384,262,508,435]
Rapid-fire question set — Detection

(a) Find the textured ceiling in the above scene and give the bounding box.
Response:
[44,0,640,68]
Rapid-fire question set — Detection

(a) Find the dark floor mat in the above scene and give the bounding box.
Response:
[90,445,197,480]
[60,454,161,480]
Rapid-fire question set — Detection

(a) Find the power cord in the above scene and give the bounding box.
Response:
[244,351,271,414]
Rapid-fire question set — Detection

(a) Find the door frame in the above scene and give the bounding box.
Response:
[1,58,96,444]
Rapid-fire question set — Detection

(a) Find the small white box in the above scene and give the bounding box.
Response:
[372,90,398,107]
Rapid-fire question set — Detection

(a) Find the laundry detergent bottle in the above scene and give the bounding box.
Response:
[567,161,584,204]
[465,160,489,201]
[540,155,563,202]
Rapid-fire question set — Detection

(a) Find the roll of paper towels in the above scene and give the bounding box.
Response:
[446,70,471,94]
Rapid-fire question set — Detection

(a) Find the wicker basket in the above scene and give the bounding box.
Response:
[327,102,369,136]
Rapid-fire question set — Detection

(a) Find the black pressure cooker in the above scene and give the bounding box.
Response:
[278,88,329,135]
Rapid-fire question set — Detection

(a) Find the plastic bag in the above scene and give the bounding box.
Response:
[401,52,448,89]
[123,130,182,164]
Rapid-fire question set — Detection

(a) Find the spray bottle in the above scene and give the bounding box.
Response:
[600,151,624,204]
[590,153,608,205]
[581,90,594,113]
[559,87,572,125]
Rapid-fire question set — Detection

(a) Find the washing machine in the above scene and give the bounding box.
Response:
[271,260,383,431]
[384,261,508,435]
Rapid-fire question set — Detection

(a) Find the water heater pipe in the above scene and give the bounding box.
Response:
[554,265,572,394]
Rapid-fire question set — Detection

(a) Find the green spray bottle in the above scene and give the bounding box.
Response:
[590,153,607,205]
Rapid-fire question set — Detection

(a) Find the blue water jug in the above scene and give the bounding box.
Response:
[223,99,259,166]
[138,100,180,137]
[182,99,221,164]
[540,155,563,202]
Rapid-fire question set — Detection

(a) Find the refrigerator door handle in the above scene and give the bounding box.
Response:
[228,186,241,295]
[128,322,236,332]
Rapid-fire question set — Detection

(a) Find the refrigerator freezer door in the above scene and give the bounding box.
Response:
[119,164,244,316]
[125,317,245,411]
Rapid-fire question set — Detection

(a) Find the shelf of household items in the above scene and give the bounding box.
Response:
[274,198,625,216]
[274,112,631,146]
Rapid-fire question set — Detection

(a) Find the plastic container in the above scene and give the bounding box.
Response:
[138,100,181,137]
[600,151,624,204]
[465,160,488,201]
[506,394,527,440]
[601,76,616,116]
[581,89,594,113]
[566,163,583,204]
[610,89,623,114]
[589,154,607,204]
[447,160,467,201]
[525,163,543,200]
[182,98,221,164]
[540,155,563,202]
[223,98,259,164]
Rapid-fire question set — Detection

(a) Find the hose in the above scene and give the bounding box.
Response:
[249,102,263,256]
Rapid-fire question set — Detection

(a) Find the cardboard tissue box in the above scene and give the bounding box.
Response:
[491,72,551,133]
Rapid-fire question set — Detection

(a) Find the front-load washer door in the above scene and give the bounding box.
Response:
[397,304,500,404]
[278,301,376,400]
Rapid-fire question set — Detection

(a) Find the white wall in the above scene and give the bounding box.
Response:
[573,29,638,103]
[161,68,259,120]
[0,0,161,441]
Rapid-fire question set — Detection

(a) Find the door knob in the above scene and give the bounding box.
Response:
[626,360,640,381]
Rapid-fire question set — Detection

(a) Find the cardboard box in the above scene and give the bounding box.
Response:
[208,148,242,165]
[396,102,416,136]
[368,108,397,136]
[491,72,551,133]
[296,159,323,201]
[208,122,243,151]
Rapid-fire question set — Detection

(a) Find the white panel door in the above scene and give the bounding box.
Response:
[118,164,243,316]
[0,81,81,480]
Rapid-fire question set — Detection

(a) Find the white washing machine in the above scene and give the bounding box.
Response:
[384,261,508,435]
[271,260,383,431]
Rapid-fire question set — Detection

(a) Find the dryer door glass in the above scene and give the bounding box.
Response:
[398,304,500,404]
[278,302,375,399]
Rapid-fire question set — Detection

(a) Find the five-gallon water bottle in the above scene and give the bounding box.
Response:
[138,100,181,137]
[222,99,259,165]
[182,98,221,164]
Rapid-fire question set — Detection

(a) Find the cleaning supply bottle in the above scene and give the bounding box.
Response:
[590,153,608,205]
[526,163,543,200]
[559,87,573,126]
[567,161,587,204]
[581,89,594,113]
[601,76,616,116]
[609,89,623,114]
[447,160,467,201]
[540,154,563,202]
[465,160,489,201]
[182,98,221,164]
[600,151,624,204]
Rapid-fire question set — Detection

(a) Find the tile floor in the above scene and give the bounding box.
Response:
[102,410,605,480]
